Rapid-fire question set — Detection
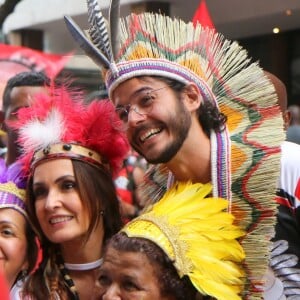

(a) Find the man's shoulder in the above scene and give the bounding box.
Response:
[279,141,300,205]
[281,140,300,151]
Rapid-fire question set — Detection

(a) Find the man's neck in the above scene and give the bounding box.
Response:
[166,128,211,184]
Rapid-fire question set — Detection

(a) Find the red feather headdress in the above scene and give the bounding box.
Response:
[12,86,129,177]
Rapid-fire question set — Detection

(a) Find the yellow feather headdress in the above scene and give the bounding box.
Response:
[122,182,246,300]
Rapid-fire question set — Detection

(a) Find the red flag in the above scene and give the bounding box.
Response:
[192,0,215,29]
[0,273,9,300]
[0,43,72,108]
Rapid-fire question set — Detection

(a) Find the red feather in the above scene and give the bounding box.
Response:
[12,85,129,177]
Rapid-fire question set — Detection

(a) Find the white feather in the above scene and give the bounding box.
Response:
[19,109,65,153]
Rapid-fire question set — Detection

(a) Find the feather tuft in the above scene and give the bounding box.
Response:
[12,84,129,176]
[19,109,64,153]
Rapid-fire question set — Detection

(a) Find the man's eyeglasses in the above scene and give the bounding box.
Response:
[115,86,168,123]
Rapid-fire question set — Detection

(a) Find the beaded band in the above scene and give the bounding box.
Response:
[56,252,79,300]
[106,59,217,107]
[32,143,109,170]
[0,182,27,218]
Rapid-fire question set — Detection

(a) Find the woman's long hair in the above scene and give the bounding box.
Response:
[23,159,122,299]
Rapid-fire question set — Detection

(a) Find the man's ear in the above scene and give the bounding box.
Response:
[182,82,202,112]
[283,110,291,130]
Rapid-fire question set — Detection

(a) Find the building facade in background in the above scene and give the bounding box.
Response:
[2,0,300,104]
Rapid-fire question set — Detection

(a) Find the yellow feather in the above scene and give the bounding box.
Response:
[122,181,246,299]
[191,276,243,300]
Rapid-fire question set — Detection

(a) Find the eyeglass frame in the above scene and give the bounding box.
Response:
[115,86,168,123]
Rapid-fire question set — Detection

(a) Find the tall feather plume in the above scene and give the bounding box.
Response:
[109,0,120,60]
[65,0,121,73]
[87,0,112,60]
[64,15,110,69]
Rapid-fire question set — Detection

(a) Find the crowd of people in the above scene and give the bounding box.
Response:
[0,0,299,299]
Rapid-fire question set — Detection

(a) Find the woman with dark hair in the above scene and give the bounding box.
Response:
[96,182,246,300]
[0,161,38,297]
[99,232,197,300]
[11,86,129,299]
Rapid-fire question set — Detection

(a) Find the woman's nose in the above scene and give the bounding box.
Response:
[44,189,62,210]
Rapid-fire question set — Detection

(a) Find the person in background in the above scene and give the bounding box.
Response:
[286,104,300,145]
[0,72,52,297]
[114,150,148,222]
[264,73,300,298]
[286,124,300,145]
[0,71,50,167]
[265,72,300,146]
[12,85,129,299]
[286,104,300,126]
[264,72,288,128]
[0,161,38,297]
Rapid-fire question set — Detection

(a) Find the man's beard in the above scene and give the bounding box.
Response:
[134,101,192,164]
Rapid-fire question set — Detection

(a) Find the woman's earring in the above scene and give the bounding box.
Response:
[20,269,28,281]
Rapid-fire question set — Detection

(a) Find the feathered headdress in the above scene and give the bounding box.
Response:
[0,161,27,218]
[65,1,285,297]
[64,0,120,76]
[12,86,129,177]
[123,182,246,300]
